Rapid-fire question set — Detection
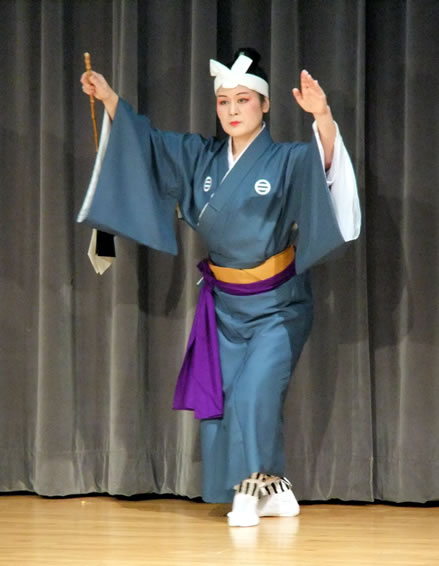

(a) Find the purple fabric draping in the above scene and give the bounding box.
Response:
[172,259,296,420]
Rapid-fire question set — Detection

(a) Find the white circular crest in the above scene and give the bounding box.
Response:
[203,176,213,192]
[254,179,271,195]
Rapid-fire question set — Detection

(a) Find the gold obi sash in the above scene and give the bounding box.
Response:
[208,245,295,284]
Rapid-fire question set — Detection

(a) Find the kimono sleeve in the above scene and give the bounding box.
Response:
[77,98,207,255]
[312,122,361,241]
[285,136,354,274]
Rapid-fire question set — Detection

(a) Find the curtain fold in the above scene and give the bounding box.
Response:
[0,0,438,502]
[366,0,439,503]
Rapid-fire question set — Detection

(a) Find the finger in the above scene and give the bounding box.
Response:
[82,70,98,83]
[301,70,316,91]
[292,88,305,108]
[301,69,310,84]
[80,71,96,87]
[81,83,95,95]
[292,87,302,101]
[302,70,324,96]
[81,83,94,95]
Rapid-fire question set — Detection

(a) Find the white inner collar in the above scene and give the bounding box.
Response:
[227,122,266,170]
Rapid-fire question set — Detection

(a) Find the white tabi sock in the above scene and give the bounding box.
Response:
[257,476,300,517]
[227,473,266,527]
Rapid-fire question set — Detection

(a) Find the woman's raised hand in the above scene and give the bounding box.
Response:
[292,70,329,117]
[293,70,336,169]
[80,71,119,120]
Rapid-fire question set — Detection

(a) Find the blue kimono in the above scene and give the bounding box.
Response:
[78,99,358,503]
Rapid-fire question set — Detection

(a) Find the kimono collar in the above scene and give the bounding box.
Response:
[210,54,269,97]
[227,122,267,169]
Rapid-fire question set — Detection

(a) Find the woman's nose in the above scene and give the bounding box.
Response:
[228,101,239,115]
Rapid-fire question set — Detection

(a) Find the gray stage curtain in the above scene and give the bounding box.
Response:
[1,0,438,503]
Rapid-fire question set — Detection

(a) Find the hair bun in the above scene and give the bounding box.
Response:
[233,47,262,65]
[228,47,268,85]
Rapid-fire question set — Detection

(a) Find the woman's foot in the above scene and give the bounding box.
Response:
[257,476,300,517]
[227,474,265,527]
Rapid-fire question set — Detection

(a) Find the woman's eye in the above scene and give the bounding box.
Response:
[238,98,249,103]
[218,100,228,105]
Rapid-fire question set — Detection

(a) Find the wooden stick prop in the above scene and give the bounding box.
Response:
[83,52,99,151]
[82,53,115,265]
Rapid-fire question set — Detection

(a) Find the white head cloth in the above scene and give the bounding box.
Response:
[210,54,269,97]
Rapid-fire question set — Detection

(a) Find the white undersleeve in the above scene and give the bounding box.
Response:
[313,121,361,241]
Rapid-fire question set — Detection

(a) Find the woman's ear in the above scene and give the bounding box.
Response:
[262,96,270,113]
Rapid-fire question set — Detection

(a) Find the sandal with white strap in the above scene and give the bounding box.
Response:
[227,473,266,527]
[257,475,300,517]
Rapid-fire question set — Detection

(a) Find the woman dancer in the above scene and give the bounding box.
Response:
[79,48,361,527]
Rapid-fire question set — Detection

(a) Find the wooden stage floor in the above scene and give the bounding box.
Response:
[0,494,438,565]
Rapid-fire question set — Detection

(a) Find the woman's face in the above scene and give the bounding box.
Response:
[216,85,270,142]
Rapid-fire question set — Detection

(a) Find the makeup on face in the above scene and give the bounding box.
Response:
[216,86,269,147]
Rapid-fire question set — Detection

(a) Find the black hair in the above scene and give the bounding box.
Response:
[229,47,268,102]
[230,47,268,82]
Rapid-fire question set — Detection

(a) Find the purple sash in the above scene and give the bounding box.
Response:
[172,259,296,419]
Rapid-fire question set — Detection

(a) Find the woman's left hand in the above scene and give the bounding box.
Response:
[293,70,336,169]
[292,70,329,116]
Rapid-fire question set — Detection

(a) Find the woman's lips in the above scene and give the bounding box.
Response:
[230,121,241,126]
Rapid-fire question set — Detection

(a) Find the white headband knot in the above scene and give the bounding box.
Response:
[210,54,269,97]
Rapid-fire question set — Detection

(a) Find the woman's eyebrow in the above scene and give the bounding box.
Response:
[217,91,251,98]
